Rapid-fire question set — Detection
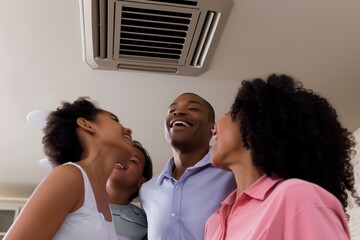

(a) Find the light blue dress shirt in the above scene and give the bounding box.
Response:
[139,149,236,240]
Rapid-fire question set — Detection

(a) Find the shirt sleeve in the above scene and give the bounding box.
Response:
[284,205,350,240]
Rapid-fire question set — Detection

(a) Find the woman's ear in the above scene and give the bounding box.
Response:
[76,117,95,133]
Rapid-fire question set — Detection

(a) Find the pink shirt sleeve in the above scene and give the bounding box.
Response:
[285,205,350,240]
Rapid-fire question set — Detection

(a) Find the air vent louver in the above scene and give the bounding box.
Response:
[80,0,233,76]
[118,7,191,61]
[146,0,198,6]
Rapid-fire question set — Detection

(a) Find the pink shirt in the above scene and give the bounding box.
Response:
[205,175,350,240]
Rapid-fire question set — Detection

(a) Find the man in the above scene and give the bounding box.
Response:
[140,93,236,240]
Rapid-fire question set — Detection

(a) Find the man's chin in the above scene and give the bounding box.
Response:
[170,138,189,148]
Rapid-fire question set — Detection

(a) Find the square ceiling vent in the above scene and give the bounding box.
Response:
[79,0,233,76]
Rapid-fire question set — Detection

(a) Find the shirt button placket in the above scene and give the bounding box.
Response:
[170,184,182,219]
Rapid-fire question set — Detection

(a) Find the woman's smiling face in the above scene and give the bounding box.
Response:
[211,112,245,170]
[91,111,134,162]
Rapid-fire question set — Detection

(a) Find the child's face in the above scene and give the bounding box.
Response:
[108,146,146,191]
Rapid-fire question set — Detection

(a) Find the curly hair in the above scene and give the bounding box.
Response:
[230,74,360,216]
[42,97,103,166]
[129,140,153,202]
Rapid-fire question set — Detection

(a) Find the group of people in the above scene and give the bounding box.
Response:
[4,74,360,240]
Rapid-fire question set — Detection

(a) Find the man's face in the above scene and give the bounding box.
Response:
[165,93,214,149]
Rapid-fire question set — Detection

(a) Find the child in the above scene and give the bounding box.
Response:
[107,140,153,240]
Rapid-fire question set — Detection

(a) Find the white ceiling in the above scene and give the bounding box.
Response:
[1,0,360,198]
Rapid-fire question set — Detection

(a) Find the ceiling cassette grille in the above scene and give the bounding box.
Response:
[146,0,198,7]
[79,0,233,76]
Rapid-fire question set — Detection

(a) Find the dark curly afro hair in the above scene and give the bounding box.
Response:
[42,97,103,166]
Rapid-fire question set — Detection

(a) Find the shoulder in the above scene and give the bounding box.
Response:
[35,163,84,209]
[45,163,84,187]
[140,175,159,188]
[272,178,341,209]
[274,180,350,238]
[276,179,331,197]
[139,175,159,200]
[203,165,236,186]
[130,203,146,216]
[52,162,83,173]
[6,163,85,238]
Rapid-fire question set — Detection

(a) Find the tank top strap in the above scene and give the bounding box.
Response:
[64,162,98,210]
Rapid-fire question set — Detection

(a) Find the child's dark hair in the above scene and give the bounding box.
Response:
[129,140,153,202]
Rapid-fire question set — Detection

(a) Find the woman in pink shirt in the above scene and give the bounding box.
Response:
[205,74,360,240]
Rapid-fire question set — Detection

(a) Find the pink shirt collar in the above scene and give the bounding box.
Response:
[222,175,283,206]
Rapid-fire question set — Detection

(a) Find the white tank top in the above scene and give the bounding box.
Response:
[52,162,117,240]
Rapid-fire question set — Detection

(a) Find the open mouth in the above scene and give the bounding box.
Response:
[124,134,132,143]
[170,120,193,128]
[114,162,127,170]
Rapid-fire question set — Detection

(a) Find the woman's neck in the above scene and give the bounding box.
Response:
[229,153,264,198]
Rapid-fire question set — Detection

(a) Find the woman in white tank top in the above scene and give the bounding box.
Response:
[5,97,135,240]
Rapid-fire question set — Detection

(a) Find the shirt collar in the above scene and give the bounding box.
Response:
[244,175,283,201]
[222,175,283,206]
[156,147,212,185]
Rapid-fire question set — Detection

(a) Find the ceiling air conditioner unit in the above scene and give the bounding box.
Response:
[79,0,233,76]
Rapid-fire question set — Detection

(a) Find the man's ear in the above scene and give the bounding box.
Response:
[76,117,95,133]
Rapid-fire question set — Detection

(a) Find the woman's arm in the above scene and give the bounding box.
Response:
[4,164,84,240]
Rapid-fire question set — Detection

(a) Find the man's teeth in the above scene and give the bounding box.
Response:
[173,121,191,127]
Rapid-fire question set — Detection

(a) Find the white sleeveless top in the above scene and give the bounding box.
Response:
[52,162,117,240]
